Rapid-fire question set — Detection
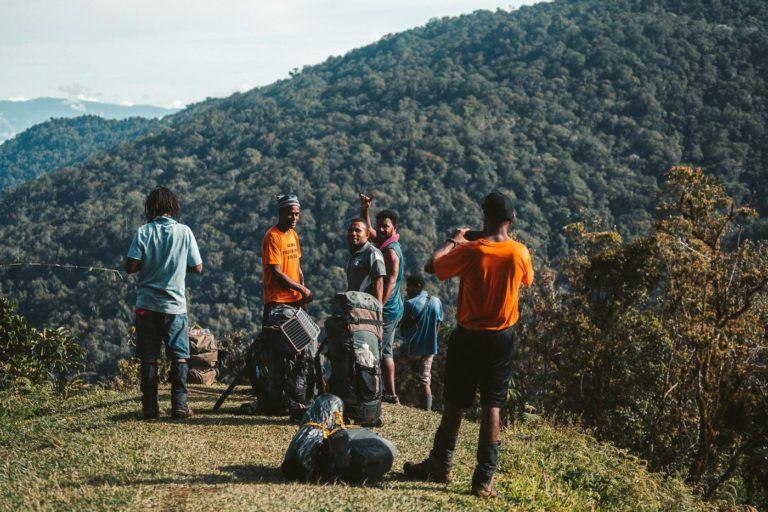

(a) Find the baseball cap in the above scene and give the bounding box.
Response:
[482,192,515,221]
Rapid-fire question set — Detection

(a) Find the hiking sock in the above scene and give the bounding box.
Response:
[170,361,190,414]
[423,394,433,412]
[428,426,458,470]
[140,361,159,418]
[473,441,501,488]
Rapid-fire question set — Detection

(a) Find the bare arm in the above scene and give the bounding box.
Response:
[359,193,377,239]
[371,275,384,305]
[382,248,399,304]
[424,228,469,274]
[269,263,312,302]
[124,258,142,274]
[187,263,203,274]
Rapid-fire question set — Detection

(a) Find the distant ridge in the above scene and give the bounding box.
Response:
[0,97,177,142]
[0,115,161,191]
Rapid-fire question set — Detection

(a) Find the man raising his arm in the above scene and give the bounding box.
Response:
[125,186,203,420]
[360,193,405,404]
[403,192,534,498]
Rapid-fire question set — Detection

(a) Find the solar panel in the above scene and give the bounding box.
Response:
[278,308,321,354]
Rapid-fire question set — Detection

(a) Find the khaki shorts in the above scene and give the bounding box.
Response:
[417,355,434,386]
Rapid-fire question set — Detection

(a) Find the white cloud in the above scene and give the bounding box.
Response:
[58,82,102,102]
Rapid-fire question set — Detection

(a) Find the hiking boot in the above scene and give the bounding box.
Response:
[382,394,400,405]
[170,361,192,419]
[140,361,160,420]
[472,441,501,498]
[403,457,452,483]
[471,471,498,498]
[141,406,160,420]
[171,407,194,419]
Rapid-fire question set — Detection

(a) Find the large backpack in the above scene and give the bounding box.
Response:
[258,304,316,418]
[321,291,383,426]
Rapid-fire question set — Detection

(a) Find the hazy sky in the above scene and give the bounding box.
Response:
[0,0,542,108]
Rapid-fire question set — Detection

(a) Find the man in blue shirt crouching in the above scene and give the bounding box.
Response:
[125,187,203,419]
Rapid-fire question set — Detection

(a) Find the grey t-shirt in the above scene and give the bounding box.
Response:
[127,216,202,314]
[346,241,386,297]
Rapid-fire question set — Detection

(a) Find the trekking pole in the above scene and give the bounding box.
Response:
[213,332,263,411]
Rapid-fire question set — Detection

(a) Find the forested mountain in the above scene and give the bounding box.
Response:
[0,97,176,142]
[0,0,766,376]
[0,116,159,191]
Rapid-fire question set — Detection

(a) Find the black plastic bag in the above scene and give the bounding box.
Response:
[321,427,397,483]
[281,394,344,481]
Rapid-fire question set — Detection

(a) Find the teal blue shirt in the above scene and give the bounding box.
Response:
[127,216,202,314]
[401,291,443,356]
[382,240,405,320]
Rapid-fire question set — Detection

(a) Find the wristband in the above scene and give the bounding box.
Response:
[445,238,458,248]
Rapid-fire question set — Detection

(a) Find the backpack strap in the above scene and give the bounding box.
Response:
[347,316,383,326]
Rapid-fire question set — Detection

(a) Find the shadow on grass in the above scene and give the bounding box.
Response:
[22,396,137,420]
[83,464,285,487]
[106,410,291,427]
[187,385,252,398]
[81,466,448,493]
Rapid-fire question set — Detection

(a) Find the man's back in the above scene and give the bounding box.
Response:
[128,216,201,314]
[402,291,443,356]
[434,238,533,330]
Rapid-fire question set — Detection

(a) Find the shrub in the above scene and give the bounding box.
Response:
[0,296,84,389]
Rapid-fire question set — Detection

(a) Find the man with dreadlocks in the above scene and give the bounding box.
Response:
[125,186,203,420]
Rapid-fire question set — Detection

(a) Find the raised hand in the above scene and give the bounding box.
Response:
[359,193,374,211]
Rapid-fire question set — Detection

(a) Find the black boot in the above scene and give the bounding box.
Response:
[170,361,193,418]
[471,442,500,498]
[140,361,159,419]
[403,426,456,482]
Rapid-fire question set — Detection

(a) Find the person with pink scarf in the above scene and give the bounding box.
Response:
[360,193,405,404]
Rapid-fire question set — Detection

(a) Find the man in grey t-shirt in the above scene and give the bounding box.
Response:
[346,218,386,304]
[125,186,203,420]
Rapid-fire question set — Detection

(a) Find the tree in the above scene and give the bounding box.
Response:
[526,166,767,503]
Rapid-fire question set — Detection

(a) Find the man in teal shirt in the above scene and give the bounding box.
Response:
[125,186,202,419]
[360,194,405,404]
[400,274,443,411]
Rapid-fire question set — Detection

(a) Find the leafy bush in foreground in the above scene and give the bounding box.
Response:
[0,296,84,389]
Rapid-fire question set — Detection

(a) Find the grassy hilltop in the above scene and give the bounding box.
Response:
[0,385,707,511]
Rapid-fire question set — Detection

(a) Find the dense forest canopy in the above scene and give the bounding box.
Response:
[0,115,159,191]
[0,0,766,377]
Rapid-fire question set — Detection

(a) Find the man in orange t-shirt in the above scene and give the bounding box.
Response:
[404,192,533,498]
[261,194,312,323]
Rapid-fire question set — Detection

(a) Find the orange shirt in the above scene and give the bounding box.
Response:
[262,226,303,304]
[433,238,533,331]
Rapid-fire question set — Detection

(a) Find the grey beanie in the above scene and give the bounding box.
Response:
[277,194,300,210]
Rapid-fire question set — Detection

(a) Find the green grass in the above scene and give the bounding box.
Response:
[0,385,709,511]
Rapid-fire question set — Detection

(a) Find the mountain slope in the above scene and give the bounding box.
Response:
[0,115,160,191]
[0,97,176,142]
[0,0,766,375]
[0,385,708,511]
